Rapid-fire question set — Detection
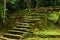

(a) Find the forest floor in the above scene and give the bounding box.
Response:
[24,37,60,40]
[0,29,8,38]
[24,29,60,40]
[0,26,60,40]
[39,29,60,35]
[31,28,60,35]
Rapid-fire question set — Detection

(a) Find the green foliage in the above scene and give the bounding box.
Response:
[33,28,40,35]
[24,36,40,40]
[0,4,3,18]
[6,0,17,13]
[7,0,27,13]
[38,0,54,7]
[0,5,3,13]
[48,11,60,23]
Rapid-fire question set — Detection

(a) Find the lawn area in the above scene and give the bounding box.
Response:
[24,37,60,40]
[24,28,60,40]
[33,28,60,35]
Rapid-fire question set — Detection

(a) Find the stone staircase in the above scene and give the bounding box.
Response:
[1,12,42,40]
[24,12,41,22]
[1,22,32,40]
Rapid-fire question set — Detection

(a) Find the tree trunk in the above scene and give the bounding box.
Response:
[3,0,6,23]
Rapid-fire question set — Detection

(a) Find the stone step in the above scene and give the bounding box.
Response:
[22,21,33,23]
[26,14,41,16]
[24,17,40,20]
[14,27,29,29]
[3,33,24,39]
[1,37,18,40]
[16,26,31,29]
[13,28,31,32]
[25,19,40,21]
[24,17,41,19]
[22,21,37,23]
[25,18,40,20]
[24,15,45,18]
[16,25,31,27]
[8,30,28,35]
[16,22,30,26]
[24,20,40,23]
[17,23,29,25]
[24,13,40,15]
[25,13,45,17]
[24,16,41,20]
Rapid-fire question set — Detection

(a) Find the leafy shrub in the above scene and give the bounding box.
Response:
[48,11,60,23]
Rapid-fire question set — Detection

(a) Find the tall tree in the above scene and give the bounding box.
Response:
[3,0,6,23]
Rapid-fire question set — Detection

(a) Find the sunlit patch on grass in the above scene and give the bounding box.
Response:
[24,36,60,40]
[24,36,40,40]
[32,28,60,35]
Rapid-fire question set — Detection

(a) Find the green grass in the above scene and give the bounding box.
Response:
[33,28,60,35]
[24,28,60,40]
[24,37,60,40]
